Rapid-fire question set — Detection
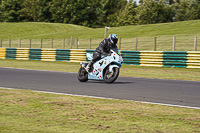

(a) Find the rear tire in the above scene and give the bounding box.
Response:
[78,67,88,82]
[104,67,119,83]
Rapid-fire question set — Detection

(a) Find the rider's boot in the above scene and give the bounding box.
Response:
[85,61,93,72]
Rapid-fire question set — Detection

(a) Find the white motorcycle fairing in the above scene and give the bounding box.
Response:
[86,49,123,80]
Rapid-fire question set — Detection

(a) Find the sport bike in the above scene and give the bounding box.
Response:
[77,49,123,83]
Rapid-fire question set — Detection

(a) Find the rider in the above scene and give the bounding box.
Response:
[85,34,119,72]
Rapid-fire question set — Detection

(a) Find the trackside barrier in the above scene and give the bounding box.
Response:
[121,50,200,68]
[0,48,86,62]
[0,48,200,68]
[0,48,6,59]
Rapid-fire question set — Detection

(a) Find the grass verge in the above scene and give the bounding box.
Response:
[0,88,200,133]
[0,59,200,81]
[1,20,200,39]
[1,20,200,51]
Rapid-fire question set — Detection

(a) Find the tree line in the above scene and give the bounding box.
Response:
[0,0,200,28]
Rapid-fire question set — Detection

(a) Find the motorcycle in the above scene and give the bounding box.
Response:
[77,49,123,83]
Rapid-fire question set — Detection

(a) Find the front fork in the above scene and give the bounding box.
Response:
[80,62,86,67]
[109,65,119,72]
[106,65,119,78]
[80,62,89,73]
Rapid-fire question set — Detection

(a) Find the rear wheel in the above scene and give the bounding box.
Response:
[77,67,88,82]
[104,67,119,83]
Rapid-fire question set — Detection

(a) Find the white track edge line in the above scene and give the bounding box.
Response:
[1,87,200,110]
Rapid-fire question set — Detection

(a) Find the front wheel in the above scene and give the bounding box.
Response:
[104,67,119,83]
[77,67,88,82]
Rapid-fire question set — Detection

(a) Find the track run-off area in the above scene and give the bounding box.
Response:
[0,67,200,109]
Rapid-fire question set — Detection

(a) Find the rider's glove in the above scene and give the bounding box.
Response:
[103,52,111,56]
[102,52,108,56]
[107,52,111,56]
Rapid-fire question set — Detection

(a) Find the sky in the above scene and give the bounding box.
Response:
[134,0,140,4]
[128,0,140,5]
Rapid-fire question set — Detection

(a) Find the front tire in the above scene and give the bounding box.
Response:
[104,67,119,83]
[78,67,88,82]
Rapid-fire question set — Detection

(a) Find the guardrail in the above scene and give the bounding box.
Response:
[0,48,200,68]
[0,48,86,62]
[121,51,200,68]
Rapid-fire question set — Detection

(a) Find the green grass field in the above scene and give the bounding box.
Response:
[1,88,200,133]
[1,20,200,39]
[1,20,200,51]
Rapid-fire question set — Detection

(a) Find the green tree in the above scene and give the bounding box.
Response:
[0,0,23,22]
[49,0,126,27]
[174,0,200,21]
[187,0,200,20]
[49,0,74,23]
[69,0,103,27]
[174,0,190,21]
[0,1,2,21]
[37,0,52,22]
[102,0,127,27]
[21,0,40,22]
[118,0,137,26]
[136,0,175,24]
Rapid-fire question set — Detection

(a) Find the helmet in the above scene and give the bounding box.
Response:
[108,34,118,45]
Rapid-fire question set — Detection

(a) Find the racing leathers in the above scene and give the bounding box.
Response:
[85,39,118,72]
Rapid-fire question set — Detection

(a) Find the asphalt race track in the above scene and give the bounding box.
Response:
[0,67,200,108]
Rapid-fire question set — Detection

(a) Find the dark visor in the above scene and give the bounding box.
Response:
[113,39,118,44]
